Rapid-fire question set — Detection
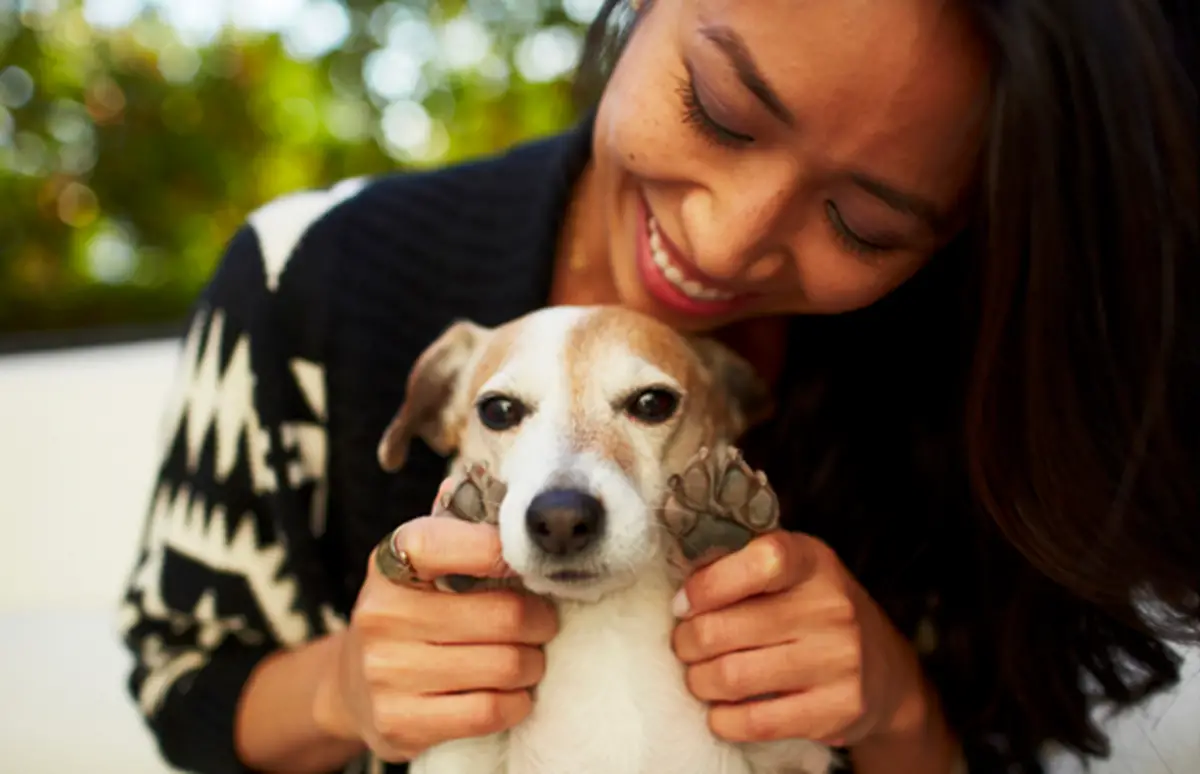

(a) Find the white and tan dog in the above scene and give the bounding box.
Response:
[377,305,835,774]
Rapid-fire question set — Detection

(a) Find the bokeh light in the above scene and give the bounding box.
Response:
[1,0,599,336]
[0,66,35,108]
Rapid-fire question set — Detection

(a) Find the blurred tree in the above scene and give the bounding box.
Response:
[0,0,597,337]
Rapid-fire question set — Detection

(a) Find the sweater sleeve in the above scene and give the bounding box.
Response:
[117,180,366,773]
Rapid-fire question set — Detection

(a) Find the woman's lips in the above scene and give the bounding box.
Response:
[635,199,752,317]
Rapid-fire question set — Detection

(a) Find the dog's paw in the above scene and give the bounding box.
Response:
[431,463,519,594]
[661,445,781,566]
[435,462,506,525]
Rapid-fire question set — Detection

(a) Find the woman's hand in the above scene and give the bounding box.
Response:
[671,531,932,748]
[312,492,559,763]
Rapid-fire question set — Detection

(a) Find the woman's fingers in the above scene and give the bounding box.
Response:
[678,532,821,618]
[707,680,867,745]
[377,515,515,581]
[367,690,534,760]
[354,583,559,646]
[673,579,855,663]
[418,589,559,646]
[362,641,546,695]
[672,592,796,663]
[684,635,859,702]
[337,501,561,761]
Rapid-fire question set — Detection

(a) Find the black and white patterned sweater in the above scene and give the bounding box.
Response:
[118,114,1042,774]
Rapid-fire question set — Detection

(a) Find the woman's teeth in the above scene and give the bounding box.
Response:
[647,217,735,302]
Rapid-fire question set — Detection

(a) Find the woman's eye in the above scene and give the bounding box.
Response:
[477,395,526,431]
[824,201,893,259]
[625,388,681,424]
[677,71,754,149]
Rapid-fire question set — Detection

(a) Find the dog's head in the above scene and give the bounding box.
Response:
[378,305,773,600]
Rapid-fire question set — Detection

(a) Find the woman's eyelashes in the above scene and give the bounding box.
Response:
[676,69,754,148]
[824,201,900,258]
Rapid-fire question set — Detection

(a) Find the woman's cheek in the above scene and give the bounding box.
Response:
[597,89,689,186]
[597,4,694,163]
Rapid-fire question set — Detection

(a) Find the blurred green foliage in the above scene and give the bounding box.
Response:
[0,0,596,337]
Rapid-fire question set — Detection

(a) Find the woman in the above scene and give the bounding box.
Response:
[118,0,1198,773]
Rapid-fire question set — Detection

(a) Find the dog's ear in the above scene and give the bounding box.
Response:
[689,337,775,437]
[377,320,488,472]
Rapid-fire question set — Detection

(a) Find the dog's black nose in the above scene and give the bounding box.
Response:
[525,489,605,557]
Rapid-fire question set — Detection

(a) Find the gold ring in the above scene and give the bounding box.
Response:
[374,527,422,585]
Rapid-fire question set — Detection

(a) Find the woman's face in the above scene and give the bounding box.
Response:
[591,0,989,333]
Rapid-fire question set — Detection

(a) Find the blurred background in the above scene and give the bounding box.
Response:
[0,1,1196,772]
[1,0,595,344]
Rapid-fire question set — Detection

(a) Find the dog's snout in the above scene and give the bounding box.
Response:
[525,489,605,557]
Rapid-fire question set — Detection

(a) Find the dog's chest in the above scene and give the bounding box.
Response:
[503,577,752,774]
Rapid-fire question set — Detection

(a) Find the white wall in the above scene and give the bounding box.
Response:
[0,340,1195,773]
[0,339,180,773]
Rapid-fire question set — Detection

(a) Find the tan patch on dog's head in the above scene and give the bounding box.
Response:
[562,309,686,477]
[378,317,532,472]
[563,307,773,478]
[377,312,562,472]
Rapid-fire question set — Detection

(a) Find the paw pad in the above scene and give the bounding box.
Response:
[661,445,780,565]
[435,462,507,525]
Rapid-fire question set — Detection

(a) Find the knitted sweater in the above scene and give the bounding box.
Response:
[119,114,1033,774]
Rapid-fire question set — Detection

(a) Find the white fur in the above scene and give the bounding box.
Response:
[410,307,834,774]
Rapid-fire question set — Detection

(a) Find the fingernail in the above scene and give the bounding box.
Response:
[671,588,691,618]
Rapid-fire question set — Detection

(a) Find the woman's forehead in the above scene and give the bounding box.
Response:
[687,0,989,199]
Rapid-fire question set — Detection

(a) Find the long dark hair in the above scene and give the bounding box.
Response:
[578,0,1199,768]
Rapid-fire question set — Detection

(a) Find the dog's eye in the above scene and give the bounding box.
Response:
[477,395,526,431]
[625,388,680,424]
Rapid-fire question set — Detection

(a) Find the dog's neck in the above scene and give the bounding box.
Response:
[508,560,720,774]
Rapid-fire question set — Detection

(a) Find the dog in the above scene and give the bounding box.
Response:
[377,305,835,774]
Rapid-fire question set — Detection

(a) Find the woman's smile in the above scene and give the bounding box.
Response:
[635,196,757,318]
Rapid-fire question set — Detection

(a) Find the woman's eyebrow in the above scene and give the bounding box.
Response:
[700,25,795,127]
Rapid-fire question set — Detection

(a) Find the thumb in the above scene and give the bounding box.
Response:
[378,515,515,581]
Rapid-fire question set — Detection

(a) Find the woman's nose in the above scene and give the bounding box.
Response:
[680,184,796,283]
